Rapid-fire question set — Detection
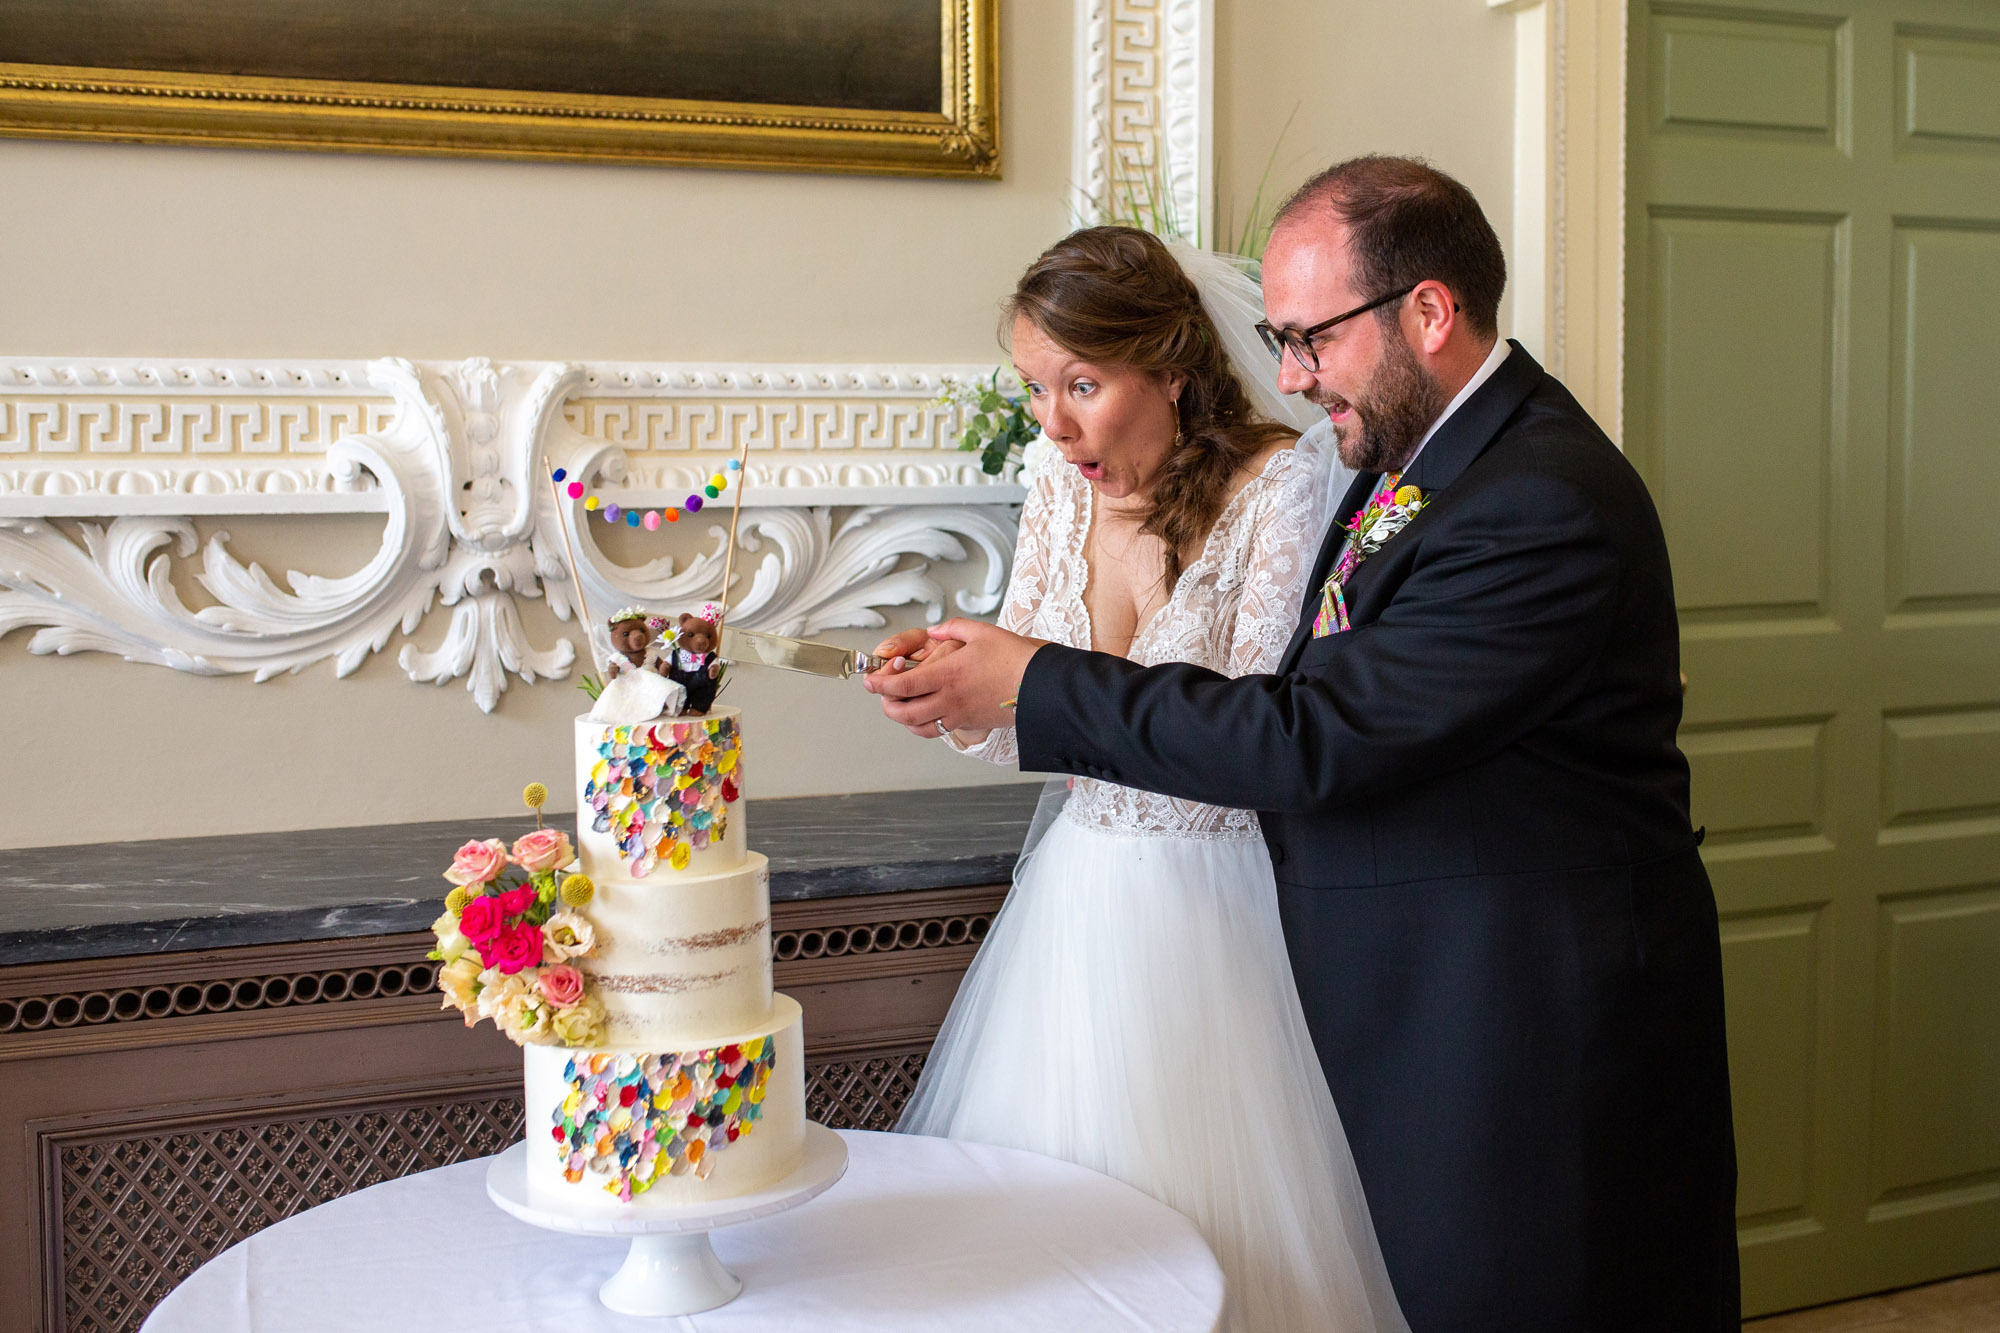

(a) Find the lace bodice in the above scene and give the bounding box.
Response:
[953,440,1333,838]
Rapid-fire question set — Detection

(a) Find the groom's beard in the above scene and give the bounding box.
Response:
[1312,327,1448,475]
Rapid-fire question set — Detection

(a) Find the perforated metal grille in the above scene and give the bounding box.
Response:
[57,1093,523,1333]
[805,1050,929,1131]
[52,1054,932,1331]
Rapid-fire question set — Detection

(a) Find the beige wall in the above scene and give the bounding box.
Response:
[0,0,1519,849]
[1216,0,1518,309]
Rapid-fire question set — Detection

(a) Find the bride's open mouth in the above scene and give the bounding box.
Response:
[1075,459,1105,481]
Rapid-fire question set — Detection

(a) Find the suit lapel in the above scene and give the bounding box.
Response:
[1279,342,1548,672]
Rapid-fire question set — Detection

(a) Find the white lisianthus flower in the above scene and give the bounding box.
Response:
[505,992,554,1044]
[1017,433,1058,489]
[542,910,596,963]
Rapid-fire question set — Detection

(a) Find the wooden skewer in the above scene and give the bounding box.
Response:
[543,453,602,671]
[713,436,754,637]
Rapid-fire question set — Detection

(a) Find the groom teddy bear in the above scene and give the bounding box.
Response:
[664,612,724,715]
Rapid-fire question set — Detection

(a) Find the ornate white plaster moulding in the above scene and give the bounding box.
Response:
[1073,0,1213,241]
[0,356,1024,712]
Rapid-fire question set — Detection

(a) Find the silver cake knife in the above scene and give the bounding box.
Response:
[718,626,889,681]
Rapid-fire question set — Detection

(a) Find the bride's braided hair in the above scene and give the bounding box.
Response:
[1006,226,1296,588]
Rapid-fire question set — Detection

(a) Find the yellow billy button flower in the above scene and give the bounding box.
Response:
[523,782,548,810]
[444,885,472,916]
[1394,485,1423,507]
[560,873,595,907]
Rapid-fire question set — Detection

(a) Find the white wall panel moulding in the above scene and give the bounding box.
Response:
[1488,0,1628,440]
[1073,0,1213,242]
[0,356,1023,712]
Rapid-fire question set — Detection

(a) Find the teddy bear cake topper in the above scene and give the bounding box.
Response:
[544,442,880,723]
[542,436,750,726]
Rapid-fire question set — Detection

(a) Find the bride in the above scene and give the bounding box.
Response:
[880,226,1409,1333]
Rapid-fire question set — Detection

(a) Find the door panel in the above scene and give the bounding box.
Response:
[1869,886,2000,1203]
[1719,907,1828,1226]
[1889,223,2000,606]
[1628,0,2000,1314]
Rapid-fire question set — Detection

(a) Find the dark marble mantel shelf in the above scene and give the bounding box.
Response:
[0,783,1045,968]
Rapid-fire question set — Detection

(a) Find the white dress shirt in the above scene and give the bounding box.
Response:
[1403,337,1512,473]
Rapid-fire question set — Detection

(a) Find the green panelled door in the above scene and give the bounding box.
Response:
[1626,0,2000,1316]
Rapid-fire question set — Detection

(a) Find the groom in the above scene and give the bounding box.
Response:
[869,156,1738,1331]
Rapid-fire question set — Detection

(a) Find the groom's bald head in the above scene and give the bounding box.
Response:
[1272,156,1506,340]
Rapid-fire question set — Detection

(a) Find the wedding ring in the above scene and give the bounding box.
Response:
[935,719,949,738]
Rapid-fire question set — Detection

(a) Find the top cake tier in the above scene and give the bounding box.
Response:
[575,708,746,883]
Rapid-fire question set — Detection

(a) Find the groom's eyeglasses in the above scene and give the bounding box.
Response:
[1255,285,1416,373]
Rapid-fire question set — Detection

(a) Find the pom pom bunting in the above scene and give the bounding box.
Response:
[563,463,735,530]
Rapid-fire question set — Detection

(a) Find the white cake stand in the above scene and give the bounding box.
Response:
[485,1122,849,1317]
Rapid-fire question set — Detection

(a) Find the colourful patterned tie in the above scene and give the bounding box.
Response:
[1311,472,1402,638]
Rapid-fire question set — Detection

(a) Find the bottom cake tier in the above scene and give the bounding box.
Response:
[522,993,806,1213]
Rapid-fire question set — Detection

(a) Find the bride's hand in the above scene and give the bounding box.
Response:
[872,627,933,670]
[865,637,968,738]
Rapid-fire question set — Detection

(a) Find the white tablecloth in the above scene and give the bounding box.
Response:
[141,1129,1225,1331]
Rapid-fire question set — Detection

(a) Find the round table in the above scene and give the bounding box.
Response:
[141,1129,1226,1331]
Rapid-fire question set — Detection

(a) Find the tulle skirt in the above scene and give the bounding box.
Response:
[898,812,1409,1333]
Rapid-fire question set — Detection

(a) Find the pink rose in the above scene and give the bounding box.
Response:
[457,894,504,944]
[497,885,536,917]
[538,964,585,1007]
[511,828,575,874]
[444,838,508,886]
[489,921,543,975]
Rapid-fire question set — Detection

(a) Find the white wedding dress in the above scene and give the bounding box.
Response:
[900,436,1410,1333]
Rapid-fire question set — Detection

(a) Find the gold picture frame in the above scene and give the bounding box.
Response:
[0,0,997,178]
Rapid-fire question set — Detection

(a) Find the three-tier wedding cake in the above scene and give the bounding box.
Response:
[430,704,807,1215]
[528,705,804,1211]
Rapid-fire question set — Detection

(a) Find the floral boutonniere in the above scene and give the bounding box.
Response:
[1312,476,1428,637]
[1347,482,1427,561]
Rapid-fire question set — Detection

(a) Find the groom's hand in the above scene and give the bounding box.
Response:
[864,619,1044,736]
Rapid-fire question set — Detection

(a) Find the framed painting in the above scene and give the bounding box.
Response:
[0,0,997,177]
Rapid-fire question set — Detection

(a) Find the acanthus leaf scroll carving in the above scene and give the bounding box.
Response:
[0,357,1023,712]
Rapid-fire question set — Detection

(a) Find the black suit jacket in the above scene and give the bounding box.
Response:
[1016,344,1739,1332]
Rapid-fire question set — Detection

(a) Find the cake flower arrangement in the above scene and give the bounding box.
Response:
[430,783,608,1047]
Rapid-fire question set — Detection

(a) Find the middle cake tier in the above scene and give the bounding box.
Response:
[579,852,774,1049]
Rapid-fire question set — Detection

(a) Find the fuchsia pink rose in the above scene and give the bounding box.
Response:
[511,828,575,874]
[538,965,585,1007]
[488,921,543,975]
[457,894,504,944]
[497,885,537,916]
[444,838,508,886]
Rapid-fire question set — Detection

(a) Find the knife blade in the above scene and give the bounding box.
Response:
[719,626,887,680]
